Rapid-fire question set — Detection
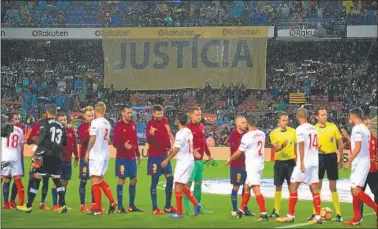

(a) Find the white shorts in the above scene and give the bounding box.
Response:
[89,159,109,177]
[174,160,194,184]
[290,165,319,185]
[350,159,370,188]
[245,165,264,186]
[1,160,23,177]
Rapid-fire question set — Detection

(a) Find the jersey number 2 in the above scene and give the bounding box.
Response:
[308,133,318,149]
[104,128,109,140]
[6,135,19,148]
[257,141,263,156]
[188,140,193,154]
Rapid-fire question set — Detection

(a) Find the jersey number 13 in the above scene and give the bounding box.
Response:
[50,126,63,144]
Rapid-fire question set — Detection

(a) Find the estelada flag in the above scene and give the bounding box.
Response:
[289,93,306,104]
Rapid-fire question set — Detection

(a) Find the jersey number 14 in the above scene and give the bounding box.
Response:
[308,133,318,149]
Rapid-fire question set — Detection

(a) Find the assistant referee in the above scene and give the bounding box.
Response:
[269,112,296,218]
[311,107,344,222]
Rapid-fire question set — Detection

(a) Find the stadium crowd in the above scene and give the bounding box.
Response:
[1,0,377,27]
[2,38,376,147]
[1,1,377,147]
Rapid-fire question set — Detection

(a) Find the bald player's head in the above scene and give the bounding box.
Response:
[235,115,247,132]
[296,108,308,124]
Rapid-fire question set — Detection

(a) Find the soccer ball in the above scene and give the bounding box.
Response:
[320,207,333,220]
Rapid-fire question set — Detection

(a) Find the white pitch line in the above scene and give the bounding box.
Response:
[275,213,376,228]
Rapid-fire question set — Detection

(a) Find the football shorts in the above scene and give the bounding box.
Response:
[174,160,194,184]
[1,160,23,177]
[290,165,319,185]
[350,159,370,188]
[89,159,109,177]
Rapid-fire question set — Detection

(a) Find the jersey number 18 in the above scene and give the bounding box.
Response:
[6,134,19,148]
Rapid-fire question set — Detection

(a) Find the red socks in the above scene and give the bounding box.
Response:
[256,194,266,213]
[239,193,250,211]
[14,179,24,206]
[175,190,183,215]
[183,187,198,206]
[312,192,321,216]
[100,181,115,203]
[352,196,361,221]
[356,191,377,213]
[288,192,298,216]
[92,183,102,211]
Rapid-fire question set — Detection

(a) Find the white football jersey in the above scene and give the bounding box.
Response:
[174,127,194,161]
[1,126,24,162]
[89,117,111,160]
[351,123,370,162]
[296,123,319,167]
[238,129,265,169]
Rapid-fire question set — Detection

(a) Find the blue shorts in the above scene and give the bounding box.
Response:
[147,157,172,177]
[60,162,72,180]
[230,167,246,186]
[115,158,137,179]
[79,158,90,180]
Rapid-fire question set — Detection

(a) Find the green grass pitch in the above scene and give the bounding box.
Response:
[2,158,377,228]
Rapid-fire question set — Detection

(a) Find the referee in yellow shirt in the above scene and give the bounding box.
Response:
[308,107,344,222]
[269,112,296,218]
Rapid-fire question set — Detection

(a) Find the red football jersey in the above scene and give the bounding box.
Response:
[62,128,78,162]
[77,122,90,158]
[113,119,140,160]
[228,129,246,169]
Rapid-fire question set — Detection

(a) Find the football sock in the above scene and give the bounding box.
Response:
[356,191,377,212]
[52,188,58,206]
[353,195,361,221]
[92,183,102,211]
[27,178,41,208]
[52,178,66,206]
[194,183,202,203]
[3,181,10,203]
[239,193,250,211]
[231,189,238,212]
[150,176,159,209]
[14,179,25,206]
[183,186,198,206]
[274,191,282,214]
[40,177,49,204]
[100,181,115,203]
[288,192,298,217]
[183,183,191,209]
[312,191,321,215]
[129,184,136,208]
[332,192,341,215]
[91,189,95,204]
[360,201,364,219]
[79,180,86,205]
[241,186,250,211]
[175,190,183,215]
[312,192,321,216]
[116,184,123,209]
[256,194,266,214]
[27,178,33,198]
[10,181,17,202]
[165,176,173,209]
